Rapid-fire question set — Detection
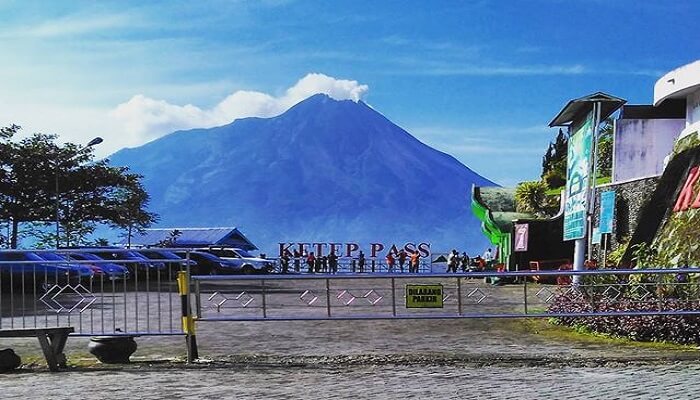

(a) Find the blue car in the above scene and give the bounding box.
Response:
[0,251,92,279]
[35,252,96,279]
[89,249,167,273]
[138,249,197,272]
[65,252,130,279]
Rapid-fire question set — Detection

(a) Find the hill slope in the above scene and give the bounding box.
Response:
[109,94,496,253]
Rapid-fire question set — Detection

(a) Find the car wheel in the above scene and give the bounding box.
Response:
[242,265,255,275]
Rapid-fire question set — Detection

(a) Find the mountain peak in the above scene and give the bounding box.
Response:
[286,92,363,112]
[279,93,377,127]
[109,93,495,253]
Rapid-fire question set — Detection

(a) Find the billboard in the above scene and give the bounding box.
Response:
[591,227,601,245]
[514,223,529,252]
[599,191,616,234]
[563,112,594,241]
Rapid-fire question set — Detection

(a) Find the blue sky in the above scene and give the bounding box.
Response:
[1,0,698,186]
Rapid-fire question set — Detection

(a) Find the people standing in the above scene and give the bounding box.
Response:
[306,252,315,273]
[410,250,420,273]
[315,256,323,273]
[293,249,301,273]
[328,251,338,274]
[460,252,470,273]
[398,249,407,273]
[280,251,290,274]
[447,249,459,273]
[476,255,486,271]
[386,252,396,273]
[483,248,493,268]
[358,251,366,273]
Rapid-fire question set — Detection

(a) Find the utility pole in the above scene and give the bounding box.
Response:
[55,137,103,248]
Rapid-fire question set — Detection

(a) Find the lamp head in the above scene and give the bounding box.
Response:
[86,137,103,147]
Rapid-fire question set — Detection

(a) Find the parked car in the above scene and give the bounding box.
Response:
[64,252,130,280]
[0,251,93,279]
[137,249,197,273]
[173,250,243,275]
[198,247,274,274]
[84,249,166,273]
[36,252,100,279]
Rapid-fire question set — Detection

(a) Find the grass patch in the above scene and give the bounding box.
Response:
[518,317,697,352]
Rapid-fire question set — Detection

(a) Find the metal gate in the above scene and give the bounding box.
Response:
[5,254,700,339]
[191,268,700,322]
[0,248,188,337]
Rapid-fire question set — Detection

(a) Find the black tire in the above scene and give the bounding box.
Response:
[242,265,255,275]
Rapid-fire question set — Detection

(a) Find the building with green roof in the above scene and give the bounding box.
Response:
[471,186,534,266]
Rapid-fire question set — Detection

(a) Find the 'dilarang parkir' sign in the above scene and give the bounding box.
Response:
[405,284,444,308]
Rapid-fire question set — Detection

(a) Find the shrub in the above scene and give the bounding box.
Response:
[606,237,628,267]
[542,167,566,189]
[515,180,558,216]
[548,290,700,344]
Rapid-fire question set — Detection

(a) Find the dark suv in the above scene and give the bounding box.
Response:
[174,251,243,275]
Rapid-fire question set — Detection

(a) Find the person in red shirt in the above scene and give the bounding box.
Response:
[397,249,407,273]
[477,256,486,270]
[306,252,315,273]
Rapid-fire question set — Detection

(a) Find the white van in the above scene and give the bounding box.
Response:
[199,247,274,274]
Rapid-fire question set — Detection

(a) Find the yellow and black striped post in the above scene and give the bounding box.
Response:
[177,270,198,362]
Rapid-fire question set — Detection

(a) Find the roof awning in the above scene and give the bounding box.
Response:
[130,227,258,250]
[549,92,627,127]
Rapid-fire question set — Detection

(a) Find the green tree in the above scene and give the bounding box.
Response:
[156,229,182,247]
[0,129,59,247]
[0,126,18,248]
[0,125,158,248]
[107,177,159,247]
[596,118,614,178]
[541,129,568,188]
[515,180,554,216]
[28,221,97,249]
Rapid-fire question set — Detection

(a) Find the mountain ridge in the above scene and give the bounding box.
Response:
[109,94,496,253]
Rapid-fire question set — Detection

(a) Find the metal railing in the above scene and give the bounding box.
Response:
[0,248,192,337]
[273,258,434,274]
[191,268,700,322]
[7,256,700,336]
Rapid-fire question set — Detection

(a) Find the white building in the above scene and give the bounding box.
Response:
[654,59,700,142]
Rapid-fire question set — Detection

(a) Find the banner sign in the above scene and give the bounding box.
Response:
[514,223,529,252]
[591,227,601,245]
[673,166,700,212]
[563,112,594,241]
[405,284,444,308]
[278,242,431,258]
[599,191,616,234]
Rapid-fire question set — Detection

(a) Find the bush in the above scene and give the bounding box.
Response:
[542,167,566,189]
[606,237,628,267]
[515,180,558,216]
[548,290,700,344]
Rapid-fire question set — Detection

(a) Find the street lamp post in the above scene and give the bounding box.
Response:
[55,137,104,248]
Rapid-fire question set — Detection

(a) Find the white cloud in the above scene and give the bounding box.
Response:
[110,73,369,147]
